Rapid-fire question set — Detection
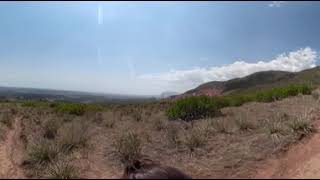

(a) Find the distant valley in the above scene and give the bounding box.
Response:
[0,86,157,104]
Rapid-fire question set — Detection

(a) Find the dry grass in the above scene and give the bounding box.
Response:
[105,118,116,128]
[43,118,61,139]
[0,111,13,128]
[27,139,60,165]
[45,158,78,179]
[312,89,320,101]
[58,119,90,153]
[234,111,256,131]
[153,116,168,131]
[2,94,319,179]
[184,127,208,152]
[210,118,232,134]
[131,107,143,122]
[165,124,181,147]
[265,118,288,145]
[288,110,314,136]
[114,131,142,164]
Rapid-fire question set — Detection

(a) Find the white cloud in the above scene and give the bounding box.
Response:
[98,5,103,25]
[139,47,318,93]
[268,1,286,7]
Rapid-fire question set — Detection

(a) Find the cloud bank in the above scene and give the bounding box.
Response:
[139,47,317,93]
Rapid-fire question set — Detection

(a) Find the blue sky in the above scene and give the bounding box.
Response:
[0,1,319,95]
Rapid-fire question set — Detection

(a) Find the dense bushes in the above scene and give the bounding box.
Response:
[166,96,223,122]
[21,100,104,116]
[255,84,312,102]
[167,84,313,121]
[51,103,87,116]
[22,101,50,108]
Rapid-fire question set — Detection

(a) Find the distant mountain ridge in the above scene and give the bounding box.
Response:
[173,66,320,98]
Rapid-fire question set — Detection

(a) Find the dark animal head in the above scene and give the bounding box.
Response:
[121,158,192,179]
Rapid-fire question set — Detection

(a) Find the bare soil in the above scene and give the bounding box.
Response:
[0,117,25,178]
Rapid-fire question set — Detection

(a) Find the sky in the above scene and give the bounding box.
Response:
[0,1,320,96]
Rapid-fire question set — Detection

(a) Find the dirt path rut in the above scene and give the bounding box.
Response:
[255,120,320,178]
[0,117,25,178]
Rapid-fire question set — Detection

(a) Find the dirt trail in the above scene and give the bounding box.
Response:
[255,120,320,179]
[0,117,25,178]
[76,126,121,179]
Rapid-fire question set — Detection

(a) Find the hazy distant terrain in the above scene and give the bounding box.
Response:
[0,86,157,104]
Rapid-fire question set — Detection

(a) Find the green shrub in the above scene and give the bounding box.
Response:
[22,101,50,108]
[166,96,222,121]
[54,103,86,116]
[224,94,254,107]
[166,84,313,121]
[50,102,104,116]
[255,84,312,102]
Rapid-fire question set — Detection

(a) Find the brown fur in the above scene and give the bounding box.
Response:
[121,158,192,179]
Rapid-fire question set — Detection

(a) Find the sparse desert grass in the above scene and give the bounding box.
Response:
[105,118,116,128]
[0,111,13,128]
[2,92,319,179]
[266,121,286,135]
[28,139,60,165]
[58,120,90,153]
[235,112,256,131]
[131,107,143,122]
[46,158,78,179]
[265,119,288,145]
[43,118,61,139]
[153,116,168,131]
[144,110,152,119]
[99,111,117,128]
[114,131,142,164]
[93,112,104,123]
[288,111,314,136]
[165,124,181,147]
[184,127,208,152]
[210,118,231,134]
[312,89,320,101]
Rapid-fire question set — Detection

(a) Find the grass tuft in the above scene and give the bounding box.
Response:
[114,131,142,164]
